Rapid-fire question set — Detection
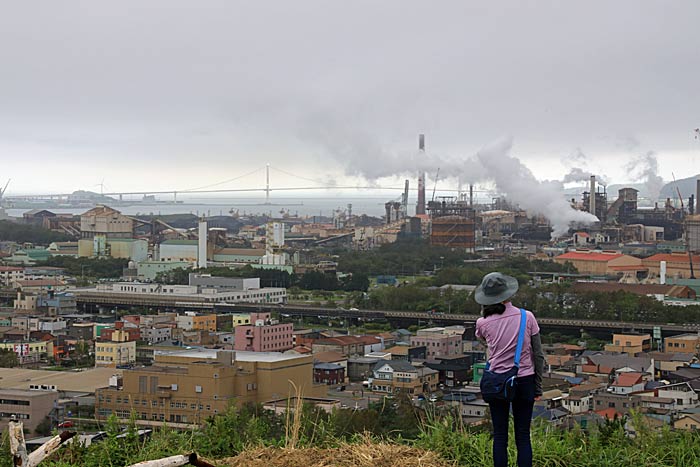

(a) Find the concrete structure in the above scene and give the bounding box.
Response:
[14,291,77,316]
[80,205,134,239]
[665,333,700,355]
[211,248,265,264]
[369,360,438,396]
[687,215,700,253]
[95,349,325,426]
[410,327,462,359]
[91,280,287,304]
[159,240,198,262]
[78,238,148,261]
[0,388,59,433]
[136,261,192,281]
[605,333,652,354]
[233,313,293,352]
[198,218,207,269]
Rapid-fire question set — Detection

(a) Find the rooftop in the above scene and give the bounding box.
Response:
[556,251,623,262]
[154,348,308,363]
[0,367,120,392]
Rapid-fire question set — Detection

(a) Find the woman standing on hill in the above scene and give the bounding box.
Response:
[474,272,545,467]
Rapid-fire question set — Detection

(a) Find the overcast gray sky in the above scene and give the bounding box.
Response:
[1,0,699,195]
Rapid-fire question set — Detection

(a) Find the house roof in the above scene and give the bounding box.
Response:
[373,359,417,373]
[613,372,643,387]
[16,279,66,288]
[556,251,623,262]
[585,355,652,373]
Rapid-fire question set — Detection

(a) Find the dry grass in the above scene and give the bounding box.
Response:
[216,438,453,467]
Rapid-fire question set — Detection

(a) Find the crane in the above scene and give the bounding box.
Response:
[0,179,10,202]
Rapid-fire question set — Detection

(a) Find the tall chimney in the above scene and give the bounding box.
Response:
[416,134,426,215]
[197,217,208,269]
[660,260,667,285]
[696,179,700,215]
[589,175,596,217]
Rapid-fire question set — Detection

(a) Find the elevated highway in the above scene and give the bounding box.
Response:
[64,290,700,335]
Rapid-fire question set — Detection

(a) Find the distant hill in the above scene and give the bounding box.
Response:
[660,174,700,200]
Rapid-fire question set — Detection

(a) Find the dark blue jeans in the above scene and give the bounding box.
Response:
[487,374,536,467]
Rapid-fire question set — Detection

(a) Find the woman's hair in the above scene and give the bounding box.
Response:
[482,303,506,317]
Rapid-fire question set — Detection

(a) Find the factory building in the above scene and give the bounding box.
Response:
[427,198,476,252]
[642,253,700,280]
[80,205,134,239]
[78,237,148,261]
[687,215,700,253]
[554,250,642,276]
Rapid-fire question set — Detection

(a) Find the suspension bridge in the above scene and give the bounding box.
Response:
[3,165,486,205]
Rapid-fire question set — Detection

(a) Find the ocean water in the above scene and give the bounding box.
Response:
[5,196,396,219]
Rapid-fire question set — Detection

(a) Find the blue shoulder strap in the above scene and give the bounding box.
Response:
[514,308,527,368]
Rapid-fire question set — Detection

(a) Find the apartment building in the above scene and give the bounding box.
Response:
[95,349,325,426]
[410,327,462,359]
[233,313,293,352]
[95,324,138,368]
[604,333,652,354]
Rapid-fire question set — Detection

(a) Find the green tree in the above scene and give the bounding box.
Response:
[0,349,18,368]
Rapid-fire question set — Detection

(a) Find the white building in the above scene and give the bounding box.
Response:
[93,281,287,304]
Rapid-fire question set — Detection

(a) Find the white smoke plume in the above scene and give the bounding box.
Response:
[625,151,664,203]
[305,126,598,238]
[475,138,599,238]
[561,148,607,185]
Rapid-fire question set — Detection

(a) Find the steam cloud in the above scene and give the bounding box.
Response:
[561,148,607,185]
[306,126,598,238]
[475,138,599,238]
[625,151,664,202]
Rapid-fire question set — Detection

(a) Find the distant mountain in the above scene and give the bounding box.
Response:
[660,174,700,200]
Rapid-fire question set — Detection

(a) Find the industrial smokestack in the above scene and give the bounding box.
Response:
[660,260,667,285]
[198,218,208,269]
[416,134,426,215]
[589,175,596,217]
[696,179,700,214]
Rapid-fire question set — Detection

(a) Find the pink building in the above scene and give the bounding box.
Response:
[410,327,462,359]
[234,312,293,352]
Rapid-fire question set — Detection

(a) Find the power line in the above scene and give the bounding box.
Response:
[181,166,266,191]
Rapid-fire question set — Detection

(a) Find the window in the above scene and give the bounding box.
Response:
[195,385,202,393]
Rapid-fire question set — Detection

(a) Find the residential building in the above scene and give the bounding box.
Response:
[605,333,652,354]
[386,345,426,362]
[608,372,646,395]
[424,355,472,388]
[0,266,24,287]
[592,392,641,416]
[369,360,438,395]
[231,313,251,327]
[0,388,58,433]
[312,336,366,356]
[175,313,217,332]
[674,413,700,431]
[233,313,293,352]
[0,341,48,364]
[664,333,700,355]
[313,362,345,385]
[95,349,325,426]
[140,325,172,345]
[95,323,138,368]
[410,327,462,359]
[656,382,699,410]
